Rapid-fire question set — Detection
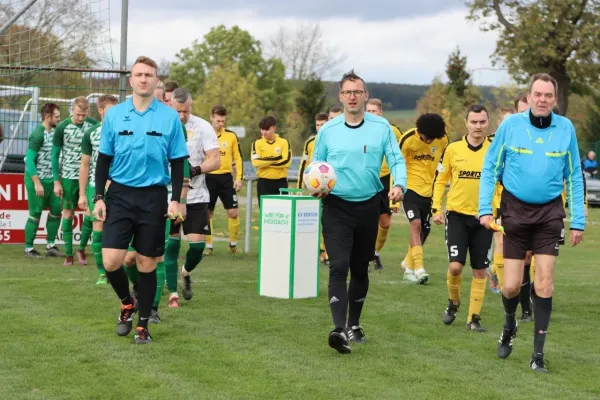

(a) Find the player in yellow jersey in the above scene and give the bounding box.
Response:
[328,106,342,120]
[399,113,448,284]
[487,107,515,294]
[433,105,494,331]
[204,105,244,255]
[364,99,403,270]
[298,113,329,264]
[251,115,292,208]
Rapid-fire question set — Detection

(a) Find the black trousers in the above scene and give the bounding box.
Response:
[322,194,380,328]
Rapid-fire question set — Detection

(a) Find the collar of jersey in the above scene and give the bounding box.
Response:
[463,135,484,152]
[520,109,555,129]
[127,97,159,115]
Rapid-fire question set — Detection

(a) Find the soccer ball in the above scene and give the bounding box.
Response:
[302,161,336,195]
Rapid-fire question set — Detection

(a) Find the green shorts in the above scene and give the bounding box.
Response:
[61,178,79,210]
[25,175,61,216]
[127,219,172,252]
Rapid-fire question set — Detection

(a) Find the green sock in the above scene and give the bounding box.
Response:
[62,218,73,256]
[79,215,93,251]
[153,261,166,308]
[124,264,140,286]
[184,241,205,273]
[46,215,60,246]
[24,216,40,248]
[92,230,104,276]
[165,237,181,292]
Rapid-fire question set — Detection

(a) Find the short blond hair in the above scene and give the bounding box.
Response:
[97,94,118,110]
[73,96,89,111]
[366,98,383,110]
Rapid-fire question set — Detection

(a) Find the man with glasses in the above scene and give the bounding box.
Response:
[313,70,406,354]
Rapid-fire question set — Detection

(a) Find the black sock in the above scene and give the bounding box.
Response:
[328,278,348,330]
[136,270,157,329]
[106,267,133,305]
[347,276,369,327]
[533,294,552,355]
[520,264,532,314]
[502,293,520,329]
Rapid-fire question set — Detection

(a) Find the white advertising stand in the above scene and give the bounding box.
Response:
[258,188,321,299]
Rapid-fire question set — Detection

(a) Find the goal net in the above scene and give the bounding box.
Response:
[0,0,117,172]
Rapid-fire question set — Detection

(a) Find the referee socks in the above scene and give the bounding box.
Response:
[106,267,134,306]
[533,295,552,355]
[502,294,520,329]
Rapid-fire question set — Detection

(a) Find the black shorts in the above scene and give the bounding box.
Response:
[103,181,168,258]
[257,178,288,207]
[182,203,211,235]
[501,190,565,259]
[206,173,238,211]
[445,211,493,269]
[403,189,432,223]
[378,174,392,215]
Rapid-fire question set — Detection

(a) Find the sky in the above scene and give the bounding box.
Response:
[106,0,511,86]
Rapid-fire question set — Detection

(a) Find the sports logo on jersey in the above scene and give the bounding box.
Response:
[431,146,437,154]
[221,142,227,148]
[275,147,281,154]
[458,170,481,179]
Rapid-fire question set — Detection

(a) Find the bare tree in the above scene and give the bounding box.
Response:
[157,59,171,78]
[267,23,346,81]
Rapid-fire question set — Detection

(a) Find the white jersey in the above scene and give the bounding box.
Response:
[185,114,219,204]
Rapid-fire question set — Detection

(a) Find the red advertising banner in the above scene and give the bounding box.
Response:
[0,173,86,245]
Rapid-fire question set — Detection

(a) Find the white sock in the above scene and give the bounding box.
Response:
[25,247,33,252]
[415,268,426,275]
[206,244,213,249]
[404,268,414,274]
[230,241,237,246]
[46,243,54,249]
[170,292,179,298]
[374,251,379,257]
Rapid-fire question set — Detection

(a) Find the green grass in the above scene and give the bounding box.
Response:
[1,200,600,399]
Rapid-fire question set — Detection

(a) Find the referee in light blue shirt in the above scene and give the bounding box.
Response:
[92,56,189,344]
[479,73,585,372]
[313,70,407,354]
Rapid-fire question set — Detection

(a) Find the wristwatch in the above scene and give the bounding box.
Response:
[93,194,104,203]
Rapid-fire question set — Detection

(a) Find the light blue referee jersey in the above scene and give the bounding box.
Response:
[479,111,585,230]
[313,113,407,202]
[99,97,189,187]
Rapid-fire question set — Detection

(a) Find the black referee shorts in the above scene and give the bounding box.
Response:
[206,173,238,211]
[445,211,493,269]
[103,181,168,258]
[322,194,380,280]
[501,190,565,259]
[378,174,392,215]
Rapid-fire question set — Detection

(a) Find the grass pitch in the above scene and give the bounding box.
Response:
[1,193,599,399]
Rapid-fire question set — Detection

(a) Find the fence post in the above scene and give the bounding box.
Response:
[244,179,254,254]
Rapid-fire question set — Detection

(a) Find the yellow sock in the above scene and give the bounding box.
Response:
[375,226,389,253]
[206,218,214,247]
[228,217,240,244]
[447,271,462,305]
[404,246,414,271]
[320,235,326,252]
[467,277,487,320]
[411,246,424,270]
[530,256,536,282]
[493,252,504,290]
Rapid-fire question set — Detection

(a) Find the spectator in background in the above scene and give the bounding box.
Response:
[582,150,598,178]
[0,123,3,143]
